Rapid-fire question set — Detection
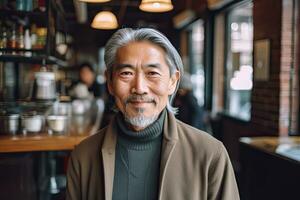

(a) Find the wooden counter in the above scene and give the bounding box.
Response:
[239,136,300,200]
[0,132,92,153]
[240,136,300,150]
[240,136,300,163]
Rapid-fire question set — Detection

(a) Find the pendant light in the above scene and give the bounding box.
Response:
[91,11,118,30]
[139,0,173,12]
[79,0,111,3]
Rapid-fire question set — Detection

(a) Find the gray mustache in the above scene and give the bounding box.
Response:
[125,95,156,104]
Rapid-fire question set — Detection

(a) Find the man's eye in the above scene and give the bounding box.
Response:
[120,71,133,76]
[148,71,160,76]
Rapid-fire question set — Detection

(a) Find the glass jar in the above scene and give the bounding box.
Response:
[45,102,71,134]
[46,115,68,134]
[21,111,44,134]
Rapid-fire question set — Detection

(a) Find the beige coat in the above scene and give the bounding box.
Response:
[66,111,240,200]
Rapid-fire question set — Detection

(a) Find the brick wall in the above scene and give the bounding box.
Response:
[250,0,299,136]
[279,0,294,135]
[251,0,282,135]
[291,0,300,135]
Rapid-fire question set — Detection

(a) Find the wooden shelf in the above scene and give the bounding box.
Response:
[0,48,45,52]
[0,9,46,16]
[0,9,46,24]
[0,54,67,67]
[0,133,91,153]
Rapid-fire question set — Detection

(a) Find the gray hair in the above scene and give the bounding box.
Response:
[104,28,183,114]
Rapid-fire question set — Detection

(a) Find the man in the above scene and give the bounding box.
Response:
[66,28,240,200]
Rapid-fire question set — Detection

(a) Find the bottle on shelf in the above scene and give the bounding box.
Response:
[16,0,26,11]
[24,27,32,56]
[17,25,24,55]
[8,23,17,54]
[38,0,46,12]
[15,0,33,11]
[36,27,46,49]
[31,24,37,49]
[0,23,8,55]
[32,0,39,11]
[25,0,33,12]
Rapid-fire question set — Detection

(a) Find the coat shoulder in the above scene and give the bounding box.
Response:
[176,120,223,153]
[72,127,107,157]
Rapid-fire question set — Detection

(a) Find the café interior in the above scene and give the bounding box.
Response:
[0,0,299,199]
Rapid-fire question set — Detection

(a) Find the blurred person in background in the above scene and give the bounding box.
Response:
[69,62,106,99]
[69,62,108,133]
[174,73,205,130]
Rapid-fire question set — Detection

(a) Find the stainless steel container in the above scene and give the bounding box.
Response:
[32,71,56,100]
[0,113,20,135]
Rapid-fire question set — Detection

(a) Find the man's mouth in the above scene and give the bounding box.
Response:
[129,100,152,103]
[125,95,156,105]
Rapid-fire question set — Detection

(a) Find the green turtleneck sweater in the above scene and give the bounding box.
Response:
[112,110,165,200]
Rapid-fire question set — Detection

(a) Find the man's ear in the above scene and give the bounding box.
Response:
[105,70,114,95]
[168,70,180,95]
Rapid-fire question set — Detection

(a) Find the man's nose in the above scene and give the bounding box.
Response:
[132,73,148,94]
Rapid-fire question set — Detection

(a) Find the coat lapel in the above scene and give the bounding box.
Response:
[158,111,178,200]
[101,119,117,200]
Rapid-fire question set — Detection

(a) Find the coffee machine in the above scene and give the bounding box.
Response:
[31,68,57,101]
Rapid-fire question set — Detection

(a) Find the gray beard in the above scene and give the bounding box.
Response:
[124,108,158,129]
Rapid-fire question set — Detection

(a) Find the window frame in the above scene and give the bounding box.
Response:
[185,19,206,107]
[222,0,254,121]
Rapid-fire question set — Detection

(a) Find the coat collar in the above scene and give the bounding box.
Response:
[162,110,179,141]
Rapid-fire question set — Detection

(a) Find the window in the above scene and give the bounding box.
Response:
[224,2,253,120]
[187,20,205,106]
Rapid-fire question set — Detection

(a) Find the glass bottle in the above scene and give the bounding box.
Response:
[25,0,33,11]
[38,0,46,12]
[36,27,46,49]
[17,25,24,55]
[0,24,8,55]
[16,0,26,11]
[31,24,37,49]
[24,27,32,56]
[8,24,17,54]
[32,0,39,11]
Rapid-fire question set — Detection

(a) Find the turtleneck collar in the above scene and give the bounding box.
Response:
[115,109,166,150]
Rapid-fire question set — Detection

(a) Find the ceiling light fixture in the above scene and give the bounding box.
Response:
[79,0,111,3]
[139,0,173,12]
[91,11,118,30]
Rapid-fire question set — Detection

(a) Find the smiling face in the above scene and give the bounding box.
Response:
[107,41,179,131]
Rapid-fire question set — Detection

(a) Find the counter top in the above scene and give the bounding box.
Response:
[0,132,92,153]
[240,136,300,163]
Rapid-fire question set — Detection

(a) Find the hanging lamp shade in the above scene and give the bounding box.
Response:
[139,0,173,12]
[79,0,111,3]
[91,11,118,30]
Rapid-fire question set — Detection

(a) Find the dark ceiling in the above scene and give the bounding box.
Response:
[61,0,207,47]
